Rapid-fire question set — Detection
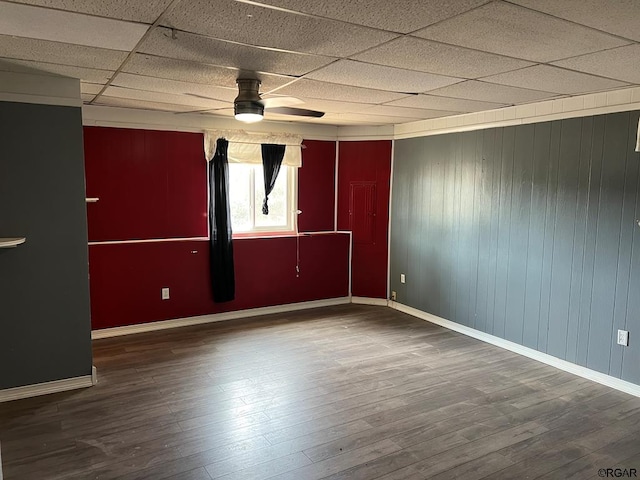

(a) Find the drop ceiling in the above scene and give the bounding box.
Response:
[0,0,638,126]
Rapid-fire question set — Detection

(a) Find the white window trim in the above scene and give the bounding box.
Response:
[230,164,298,237]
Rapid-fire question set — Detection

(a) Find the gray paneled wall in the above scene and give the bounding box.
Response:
[0,101,92,390]
[391,110,640,385]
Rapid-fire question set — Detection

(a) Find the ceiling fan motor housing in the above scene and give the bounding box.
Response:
[234,79,264,117]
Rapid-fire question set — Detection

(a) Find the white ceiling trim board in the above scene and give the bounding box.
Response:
[394,86,640,139]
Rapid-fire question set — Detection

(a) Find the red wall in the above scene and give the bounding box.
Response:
[338,141,392,299]
[84,127,349,330]
[89,235,349,329]
[298,140,336,232]
[84,127,207,241]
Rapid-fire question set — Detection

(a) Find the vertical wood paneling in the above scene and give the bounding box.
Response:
[391,110,640,386]
[428,137,446,317]
[623,111,640,385]
[389,139,418,302]
[522,122,551,350]
[538,121,561,353]
[547,118,582,359]
[610,113,639,378]
[504,124,534,344]
[587,113,629,373]
[494,127,516,338]
[486,128,504,336]
[468,132,484,329]
[577,115,605,367]
[565,117,593,364]
[441,136,457,320]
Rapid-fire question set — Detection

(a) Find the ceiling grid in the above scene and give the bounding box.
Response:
[0,0,637,126]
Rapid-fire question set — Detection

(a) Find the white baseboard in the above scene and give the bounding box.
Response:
[352,296,389,306]
[390,301,640,398]
[0,373,95,403]
[92,297,352,339]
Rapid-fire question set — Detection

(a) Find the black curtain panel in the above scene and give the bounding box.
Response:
[261,143,286,215]
[209,138,235,302]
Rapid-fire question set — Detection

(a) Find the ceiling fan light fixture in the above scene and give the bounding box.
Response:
[234,79,264,123]
[234,102,264,123]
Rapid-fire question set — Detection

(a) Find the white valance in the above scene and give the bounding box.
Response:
[204,130,303,167]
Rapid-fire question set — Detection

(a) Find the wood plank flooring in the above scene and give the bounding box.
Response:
[1,304,640,479]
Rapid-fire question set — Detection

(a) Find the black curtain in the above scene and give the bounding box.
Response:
[209,138,235,302]
[261,143,286,215]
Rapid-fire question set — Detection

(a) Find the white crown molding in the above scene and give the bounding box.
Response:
[395,86,640,140]
[389,301,640,398]
[92,297,351,339]
[0,371,96,403]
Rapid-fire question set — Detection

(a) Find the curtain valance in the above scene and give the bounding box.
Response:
[204,130,303,167]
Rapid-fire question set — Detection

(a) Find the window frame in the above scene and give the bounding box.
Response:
[229,163,298,238]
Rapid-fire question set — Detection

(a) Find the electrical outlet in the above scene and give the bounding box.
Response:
[161,287,170,300]
[400,274,406,284]
[391,291,397,301]
[617,329,629,346]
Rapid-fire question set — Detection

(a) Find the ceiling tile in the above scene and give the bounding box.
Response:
[273,79,409,104]
[511,0,640,42]
[81,82,105,95]
[9,0,173,23]
[384,94,507,112]
[99,86,231,109]
[414,1,629,63]
[111,73,238,102]
[81,93,96,102]
[357,104,461,119]
[162,0,398,57]
[123,54,294,91]
[427,80,559,104]
[352,36,533,79]
[0,58,114,83]
[0,2,149,51]
[0,34,127,70]
[306,60,461,93]
[247,0,488,33]
[481,65,628,95]
[139,27,335,77]
[323,112,419,125]
[93,96,200,112]
[552,45,640,84]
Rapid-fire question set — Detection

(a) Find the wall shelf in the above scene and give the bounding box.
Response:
[0,237,26,248]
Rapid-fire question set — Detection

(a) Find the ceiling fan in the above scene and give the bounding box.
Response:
[233,78,324,123]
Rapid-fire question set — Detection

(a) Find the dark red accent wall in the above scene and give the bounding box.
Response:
[298,140,336,232]
[84,127,207,241]
[84,127,348,330]
[89,235,349,330]
[338,140,392,299]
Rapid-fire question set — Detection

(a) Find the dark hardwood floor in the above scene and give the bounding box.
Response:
[2,304,640,479]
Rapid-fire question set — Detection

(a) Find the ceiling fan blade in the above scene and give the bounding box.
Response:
[261,96,304,108]
[267,106,325,118]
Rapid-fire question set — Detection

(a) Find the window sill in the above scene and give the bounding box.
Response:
[232,231,299,240]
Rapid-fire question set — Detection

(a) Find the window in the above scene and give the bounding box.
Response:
[228,163,296,234]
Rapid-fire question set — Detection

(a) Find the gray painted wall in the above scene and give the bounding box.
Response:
[391,110,640,385]
[0,101,92,390]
